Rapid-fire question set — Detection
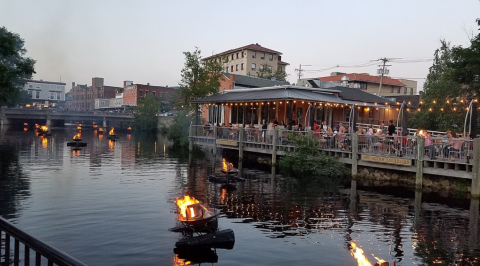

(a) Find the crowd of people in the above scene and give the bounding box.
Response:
[202,119,472,162]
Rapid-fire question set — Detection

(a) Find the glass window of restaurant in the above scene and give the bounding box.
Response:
[245,105,259,125]
[230,105,245,125]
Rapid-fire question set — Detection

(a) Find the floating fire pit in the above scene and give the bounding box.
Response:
[170,195,235,250]
[67,132,87,148]
[350,242,389,266]
[221,158,238,174]
[108,127,119,140]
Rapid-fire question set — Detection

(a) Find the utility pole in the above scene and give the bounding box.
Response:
[377,58,390,97]
[295,64,311,83]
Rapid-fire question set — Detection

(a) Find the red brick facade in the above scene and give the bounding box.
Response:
[123,84,175,106]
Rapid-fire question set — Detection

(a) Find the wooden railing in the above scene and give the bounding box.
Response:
[0,217,87,266]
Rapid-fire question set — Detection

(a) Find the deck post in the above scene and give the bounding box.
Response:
[213,125,217,157]
[351,133,358,178]
[238,127,244,176]
[415,136,424,190]
[272,129,277,169]
[189,125,193,153]
[103,116,107,128]
[471,139,480,197]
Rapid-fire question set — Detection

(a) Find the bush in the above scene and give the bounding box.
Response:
[279,134,349,185]
[166,111,194,148]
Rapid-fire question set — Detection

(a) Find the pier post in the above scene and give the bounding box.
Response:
[0,108,5,129]
[351,133,358,178]
[103,116,107,128]
[471,139,480,197]
[238,127,244,176]
[272,129,277,171]
[415,137,424,190]
[469,198,479,249]
[213,125,217,157]
[189,125,193,153]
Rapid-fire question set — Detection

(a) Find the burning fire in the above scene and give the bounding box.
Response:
[127,126,132,131]
[24,123,28,126]
[109,127,115,136]
[40,125,48,132]
[73,132,82,141]
[350,242,387,266]
[99,128,104,133]
[77,124,82,130]
[222,158,234,172]
[175,195,199,218]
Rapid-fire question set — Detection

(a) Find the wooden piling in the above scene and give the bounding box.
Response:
[189,125,193,153]
[351,133,358,178]
[471,139,480,197]
[238,127,244,176]
[415,137,424,190]
[272,129,277,169]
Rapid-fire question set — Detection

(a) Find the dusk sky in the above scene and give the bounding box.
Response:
[1,0,479,92]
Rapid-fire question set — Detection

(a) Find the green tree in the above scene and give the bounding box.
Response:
[177,48,224,109]
[166,110,194,148]
[0,27,36,106]
[133,94,160,132]
[409,41,465,132]
[254,63,288,82]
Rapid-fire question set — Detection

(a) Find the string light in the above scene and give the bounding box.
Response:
[418,108,421,111]
[441,108,444,111]
[433,100,436,104]
[428,108,432,112]
[446,100,450,104]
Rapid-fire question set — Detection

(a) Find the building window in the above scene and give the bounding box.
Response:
[231,54,234,60]
[153,91,156,97]
[404,87,407,94]
[260,53,265,59]
[278,66,283,72]
[268,66,272,72]
[28,84,33,88]
[35,91,40,99]
[397,87,401,93]
[50,92,54,99]
[259,64,264,71]
[231,66,234,72]
[57,93,61,100]
[236,64,238,71]
[241,63,244,70]
[140,90,144,97]
[226,67,228,72]
[28,91,33,97]
[251,63,256,70]
[242,52,245,58]
[236,53,239,59]
[410,88,413,95]
[269,54,273,61]
[145,90,149,95]
[390,86,394,93]
[252,51,256,58]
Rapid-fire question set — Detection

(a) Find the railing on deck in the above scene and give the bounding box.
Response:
[0,217,87,266]
[189,125,474,165]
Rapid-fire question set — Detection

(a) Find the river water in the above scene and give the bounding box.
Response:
[0,127,479,266]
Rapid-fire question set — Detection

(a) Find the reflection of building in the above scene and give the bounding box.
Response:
[23,80,66,107]
[203,43,289,76]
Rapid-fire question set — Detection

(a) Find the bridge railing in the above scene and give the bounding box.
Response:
[0,217,87,266]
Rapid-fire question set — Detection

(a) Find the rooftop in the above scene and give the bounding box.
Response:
[203,43,282,61]
[319,73,406,87]
[223,72,289,88]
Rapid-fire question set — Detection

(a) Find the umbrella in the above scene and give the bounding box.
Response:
[470,101,478,139]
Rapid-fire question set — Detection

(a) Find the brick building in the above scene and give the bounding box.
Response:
[66,77,122,111]
[123,82,175,107]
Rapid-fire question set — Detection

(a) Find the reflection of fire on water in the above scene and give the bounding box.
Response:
[41,136,48,148]
[73,132,82,141]
[173,254,191,266]
[175,195,199,219]
[109,127,115,136]
[350,242,388,266]
[222,158,235,172]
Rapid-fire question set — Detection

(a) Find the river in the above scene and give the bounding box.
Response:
[0,127,479,266]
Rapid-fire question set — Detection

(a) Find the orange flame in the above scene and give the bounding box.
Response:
[175,195,199,218]
[77,124,82,130]
[109,127,115,135]
[73,132,82,141]
[222,158,234,172]
[24,122,28,126]
[350,242,387,266]
[99,128,104,132]
[40,125,48,132]
[127,126,132,131]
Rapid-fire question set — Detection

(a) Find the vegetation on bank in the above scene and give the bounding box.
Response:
[279,134,349,184]
[0,26,36,107]
[133,94,161,132]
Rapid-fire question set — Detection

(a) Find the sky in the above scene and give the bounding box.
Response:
[0,0,479,92]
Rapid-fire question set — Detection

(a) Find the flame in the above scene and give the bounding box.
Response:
[40,125,48,132]
[173,254,191,266]
[222,158,234,172]
[109,127,115,135]
[127,126,132,130]
[418,130,424,136]
[93,124,98,129]
[175,195,199,218]
[77,124,82,130]
[221,188,227,204]
[24,122,28,126]
[99,134,104,140]
[99,128,104,132]
[23,127,28,132]
[350,242,387,266]
[73,132,82,140]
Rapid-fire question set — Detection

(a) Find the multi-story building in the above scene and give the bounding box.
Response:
[23,80,66,107]
[67,78,122,111]
[315,72,417,97]
[202,43,289,77]
[123,82,175,107]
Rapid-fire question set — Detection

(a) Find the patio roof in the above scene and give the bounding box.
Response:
[191,86,346,104]
[191,85,397,107]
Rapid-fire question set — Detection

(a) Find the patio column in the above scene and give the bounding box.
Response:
[309,104,314,130]
[195,103,199,125]
[238,127,244,176]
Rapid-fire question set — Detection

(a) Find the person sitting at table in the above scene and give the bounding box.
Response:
[325,127,334,148]
[424,132,436,159]
[443,131,463,161]
[374,128,387,154]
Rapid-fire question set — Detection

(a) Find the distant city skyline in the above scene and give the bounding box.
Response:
[1,0,479,92]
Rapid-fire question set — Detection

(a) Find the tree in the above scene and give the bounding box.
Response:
[409,41,466,132]
[0,27,36,106]
[177,48,224,109]
[133,94,160,132]
[253,63,288,82]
